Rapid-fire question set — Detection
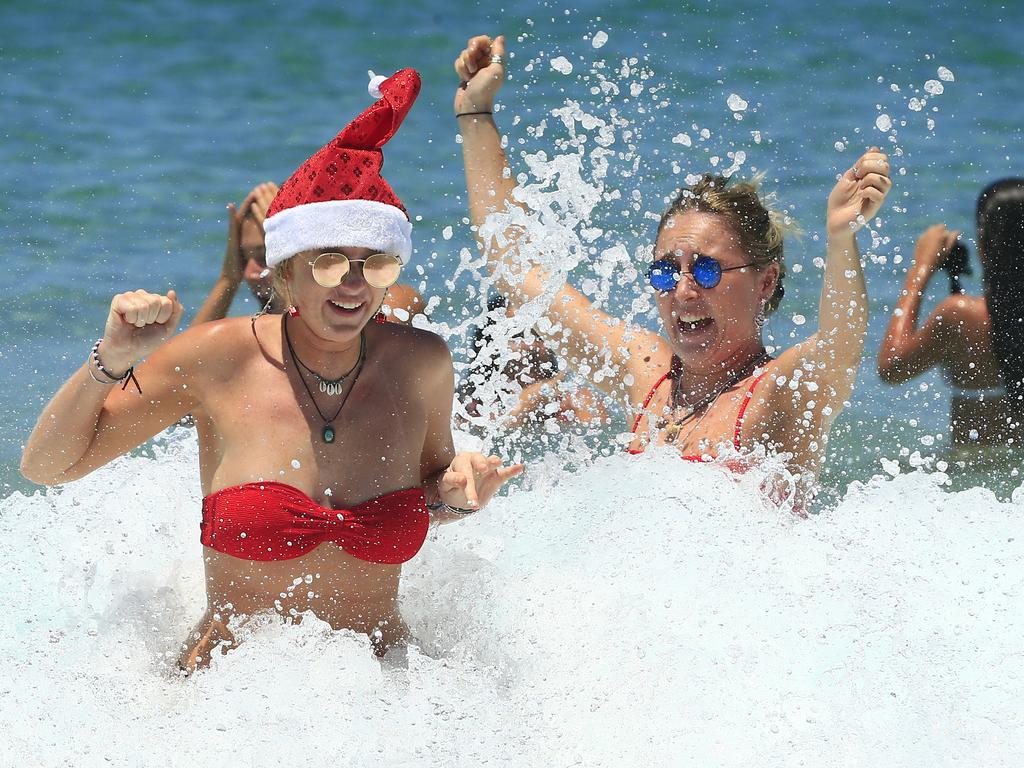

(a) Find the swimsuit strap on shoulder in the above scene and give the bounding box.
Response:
[631,371,672,434]
[732,369,771,448]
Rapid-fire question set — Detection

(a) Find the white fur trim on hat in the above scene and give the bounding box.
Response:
[264,199,413,267]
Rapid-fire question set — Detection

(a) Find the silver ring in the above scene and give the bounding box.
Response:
[490,54,505,66]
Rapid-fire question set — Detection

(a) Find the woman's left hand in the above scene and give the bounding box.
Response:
[827,147,892,237]
[438,452,525,510]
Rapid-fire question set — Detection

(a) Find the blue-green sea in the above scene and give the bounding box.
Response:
[2,0,1022,495]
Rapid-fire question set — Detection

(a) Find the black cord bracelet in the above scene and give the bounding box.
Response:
[456,111,493,118]
[90,339,142,394]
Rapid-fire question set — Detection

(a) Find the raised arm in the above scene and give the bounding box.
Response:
[765,149,892,441]
[20,289,194,485]
[455,35,665,403]
[877,224,961,383]
[192,182,278,326]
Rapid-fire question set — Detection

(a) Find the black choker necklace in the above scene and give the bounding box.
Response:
[282,315,366,443]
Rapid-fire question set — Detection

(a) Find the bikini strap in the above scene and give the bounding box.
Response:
[630,370,673,434]
[732,369,771,448]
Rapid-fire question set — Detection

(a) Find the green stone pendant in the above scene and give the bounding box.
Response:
[322,424,335,443]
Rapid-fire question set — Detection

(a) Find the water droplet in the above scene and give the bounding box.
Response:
[671,133,692,147]
[291,459,301,469]
[792,314,806,326]
[875,114,892,132]
[834,141,846,151]
[442,226,453,240]
[923,79,944,95]
[726,93,748,112]
[937,66,955,82]
[549,56,573,75]
[591,30,608,49]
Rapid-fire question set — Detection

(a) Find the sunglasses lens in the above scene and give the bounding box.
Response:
[312,253,349,287]
[648,260,680,292]
[363,253,402,288]
[692,255,722,289]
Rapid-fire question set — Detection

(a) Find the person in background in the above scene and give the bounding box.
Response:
[878,179,1024,446]
[192,181,427,327]
[459,294,608,429]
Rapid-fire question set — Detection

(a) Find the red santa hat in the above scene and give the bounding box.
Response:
[264,68,421,268]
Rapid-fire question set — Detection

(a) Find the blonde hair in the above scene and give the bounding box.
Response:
[271,261,294,309]
[658,174,793,314]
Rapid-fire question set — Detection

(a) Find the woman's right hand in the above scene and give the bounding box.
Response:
[221,182,279,285]
[100,289,185,375]
[912,223,961,275]
[454,34,506,115]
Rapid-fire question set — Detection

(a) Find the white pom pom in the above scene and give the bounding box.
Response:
[367,70,386,100]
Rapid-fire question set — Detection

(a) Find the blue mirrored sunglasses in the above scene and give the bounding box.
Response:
[647,254,756,291]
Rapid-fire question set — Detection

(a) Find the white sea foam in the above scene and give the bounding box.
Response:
[1,429,1022,766]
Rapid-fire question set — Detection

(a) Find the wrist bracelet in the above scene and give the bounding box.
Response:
[456,111,493,118]
[90,339,142,394]
[426,500,478,516]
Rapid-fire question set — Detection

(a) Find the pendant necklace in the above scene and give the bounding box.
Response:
[283,315,366,444]
[662,351,771,446]
[287,331,363,395]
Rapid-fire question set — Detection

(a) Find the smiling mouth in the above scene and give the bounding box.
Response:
[328,299,365,313]
[676,314,713,333]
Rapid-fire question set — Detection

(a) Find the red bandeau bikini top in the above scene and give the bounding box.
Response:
[200,482,430,564]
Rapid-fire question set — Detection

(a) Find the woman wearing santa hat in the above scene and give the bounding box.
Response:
[20,69,523,672]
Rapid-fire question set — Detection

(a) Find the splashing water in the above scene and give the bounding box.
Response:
[1,429,1022,765]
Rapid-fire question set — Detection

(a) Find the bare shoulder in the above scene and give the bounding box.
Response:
[624,332,674,408]
[150,315,266,381]
[177,314,261,355]
[932,294,988,330]
[367,322,453,376]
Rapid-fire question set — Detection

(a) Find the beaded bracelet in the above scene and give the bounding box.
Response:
[90,339,142,394]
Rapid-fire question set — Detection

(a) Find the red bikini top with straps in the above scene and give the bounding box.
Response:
[628,358,770,461]
[200,481,430,564]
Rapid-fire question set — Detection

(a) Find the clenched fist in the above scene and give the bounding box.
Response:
[100,289,184,375]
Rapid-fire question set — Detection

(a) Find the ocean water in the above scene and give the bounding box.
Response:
[2,0,1023,763]
[1,430,1022,765]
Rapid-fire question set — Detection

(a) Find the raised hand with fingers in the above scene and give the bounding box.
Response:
[827,148,893,237]
[221,181,279,285]
[437,451,524,512]
[100,289,185,376]
[244,181,279,227]
[454,34,506,116]
[912,223,961,275]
